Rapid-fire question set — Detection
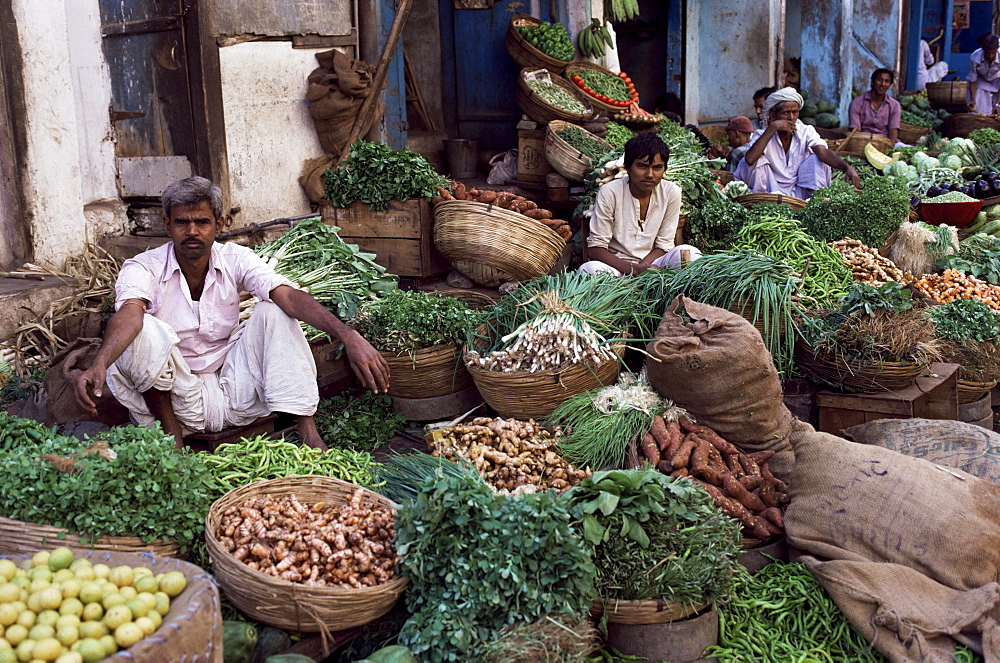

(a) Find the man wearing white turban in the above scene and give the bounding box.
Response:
[734,87,860,199]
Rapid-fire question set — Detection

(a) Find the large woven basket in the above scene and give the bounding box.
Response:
[545,119,611,182]
[943,113,1000,138]
[957,377,998,404]
[465,326,623,419]
[700,125,728,144]
[898,122,931,145]
[795,344,923,393]
[710,169,735,184]
[434,199,566,287]
[515,69,592,125]
[427,288,497,310]
[504,14,571,74]
[382,344,472,398]
[205,476,408,633]
[735,193,808,211]
[0,549,222,662]
[927,81,968,106]
[838,132,893,155]
[564,61,630,115]
[590,598,708,625]
[0,515,182,558]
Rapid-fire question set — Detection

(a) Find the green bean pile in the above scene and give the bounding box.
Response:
[556,125,608,161]
[734,214,853,309]
[201,435,380,497]
[525,79,586,114]
[576,69,630,101]
[604,122,634,149]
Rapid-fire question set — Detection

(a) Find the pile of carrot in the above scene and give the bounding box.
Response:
[433,183,572,240]
[639,416,788,541]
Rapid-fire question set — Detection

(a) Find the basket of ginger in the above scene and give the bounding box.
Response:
[205,475,408,633]
[433,182,570,286]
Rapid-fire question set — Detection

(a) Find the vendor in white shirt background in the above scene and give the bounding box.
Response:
[579,133,702,276]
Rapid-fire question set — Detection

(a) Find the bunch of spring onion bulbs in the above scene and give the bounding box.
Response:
[466,272,656,373]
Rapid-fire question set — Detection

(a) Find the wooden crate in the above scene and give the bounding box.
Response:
[816,362,959,434]
[322,199,450,278]
[309,338,355,389]
[516,128,552,183]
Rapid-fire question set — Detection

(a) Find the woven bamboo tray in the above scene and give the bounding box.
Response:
[465,326,623,419]
[545,119,611,182]
[0,549,222,662]
[898,122,931,145]
[0,515,182,558]
[205,476,408,633]
[515,69,592,126]
[957,377,998,404]
[504,13,571,74]
[710,169,734,184]
[564,61,631,115]
[795,344,923,393]
[382,343,472,399]
[434,199,565,287]
[590,598,708,625]
[735,193,808,211]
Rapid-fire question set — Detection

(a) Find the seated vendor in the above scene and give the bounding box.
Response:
[734,87,860,199]
[724,116,755,172]
[848,68,901,144]
[73,177,389,451]
[579,133,701,276]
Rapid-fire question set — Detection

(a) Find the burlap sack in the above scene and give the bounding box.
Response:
[299,156,335,205]
[785,425,1000,661]
[43,337,129,426]
[306,50,383,158]
[843,418,1000,485]
[645,296,795,480]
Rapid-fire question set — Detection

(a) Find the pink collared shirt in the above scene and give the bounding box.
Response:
[115,242,293,373]
[848,91,901,137]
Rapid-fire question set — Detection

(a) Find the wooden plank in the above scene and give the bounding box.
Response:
[818,407,867,435]
[274,628,360,662]
[341,236,450,278]
[816,391,915,417]
[325,199,430,239]
[207,0,353,39]
[912,362,959,421]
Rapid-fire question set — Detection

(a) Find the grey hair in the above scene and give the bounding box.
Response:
[161,177,224,219]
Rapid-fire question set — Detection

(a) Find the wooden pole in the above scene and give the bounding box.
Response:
[338,0,416,163]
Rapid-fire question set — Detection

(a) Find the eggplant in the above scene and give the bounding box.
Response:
[926,185,943,197]
[962,186,976,198]
[949,183,963,192]
[976,181,991,198]
[991,180,1000,196]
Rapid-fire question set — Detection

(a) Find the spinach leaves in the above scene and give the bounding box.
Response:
[323,140,449,212]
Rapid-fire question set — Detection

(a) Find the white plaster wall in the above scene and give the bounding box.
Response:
[12,0,90,267]
[219,42,326,226]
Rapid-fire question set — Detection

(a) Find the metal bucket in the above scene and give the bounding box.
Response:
[444,139,479,179]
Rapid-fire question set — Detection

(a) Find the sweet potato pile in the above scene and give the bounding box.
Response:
[640,416,788,541]
[433,183,572,241]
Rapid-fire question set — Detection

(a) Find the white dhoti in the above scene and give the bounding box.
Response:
[972,85,1000,115]
[734,153,831,200]
[106,301,319,434]
[578,244,702,275]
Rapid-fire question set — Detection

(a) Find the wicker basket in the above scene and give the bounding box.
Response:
[735,193,808,211]
[710,169,735,184]
[504,14,571,74]
[465,326,623,419]
[942,113,1000,139]
[434,199,566,287]
[728,299,787,338]
[382,344,472,398]
[545,120,612,182]
[815,126,849,140]
[795,344,923,393]
[590,598,708,625]
[515,69,592,125]
[564,61,631,115]
[837,132,894,155]
[427,288,497,310]
[205,476,408,633]
[957,377,998,404]
[926,81,968,106]
[0,549,223,662]
[898,122,931,145]
[0,515,182,558]
[700,125,728,144]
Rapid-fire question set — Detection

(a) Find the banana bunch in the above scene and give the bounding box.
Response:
[576,18,614,59]
[604,0,639,22]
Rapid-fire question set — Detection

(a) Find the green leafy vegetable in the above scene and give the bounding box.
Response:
[604,122,634,149]
[323,140,450,211]
[351,290,481,354]
[937,234,1000,284]
[314,391,405,451]
[929,298,1000,342]
[799,177,911,248]
[839,282,914,317]
[683,198,751,253]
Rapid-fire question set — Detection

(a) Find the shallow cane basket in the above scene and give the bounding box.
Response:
[434,199,566,287]
[735,193,808,211]
[0,516,182,558]
[563,61,630,115]
[795,343,923,393]
[465,324,623,419]
[205,476,409,633]
[898,122,931,145]
[382,344,473,398]
[957,377,998,404]
[504,13,571,74]
[515,69,592,125]
[427,289,497,310]
[0,548,222,662]
[545,120,612,182]
[590,597,709,625]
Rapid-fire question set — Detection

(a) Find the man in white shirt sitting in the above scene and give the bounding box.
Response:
[579,133,701,276]
[73,177,389,449]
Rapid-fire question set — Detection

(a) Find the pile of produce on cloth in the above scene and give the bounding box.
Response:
[524,78,587,115]
[898,92,950,131]
[214,488,398,587]
[682,198,751,253]
[252,216,397,326]
[433,182,572,240]
[798,177,911,248]
[0,546,188,662]
[562,469,742,605]
[426,416,590,493]
[0,425,212,551]
[877,139,1000,199]
[638,415,788,541]
[830,238,913,286]
[350,289,482,356]
[313,391,406,452]
[913,269,1000,312]
[322,140,450,212]
[928,298,1000,383]
[969,127,1000,149]
[569,69,638,108]
[516,20,573,61]
[798,96,839,128]
[963,204,1000,237]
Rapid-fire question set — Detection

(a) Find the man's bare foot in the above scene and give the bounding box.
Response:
[297,415,328,451]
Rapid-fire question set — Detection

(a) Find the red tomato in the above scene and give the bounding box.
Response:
[624,76,633,85]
